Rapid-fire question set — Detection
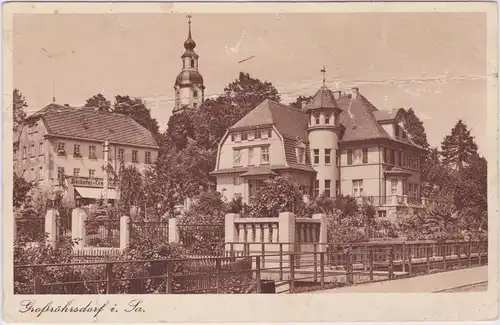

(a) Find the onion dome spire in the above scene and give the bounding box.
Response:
[184,15,196,51]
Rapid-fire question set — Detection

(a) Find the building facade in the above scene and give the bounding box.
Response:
[14,103,159,205]
[211,83,427,220]
[173,17,205,114]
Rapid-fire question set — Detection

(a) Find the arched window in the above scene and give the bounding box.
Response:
[190,59,195,68]
[193,89,198,98]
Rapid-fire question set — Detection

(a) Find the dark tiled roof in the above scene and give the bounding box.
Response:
[304,86,339,112]
[335,94,390,142]
[373,109,400,121]
[230,99,309,141]
[42,108,158,148]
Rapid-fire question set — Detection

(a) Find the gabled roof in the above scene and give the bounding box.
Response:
[373,108,405,122]
[26,103,73,121]
[40,106,158,148]
[303,86,339,112]
[230,99,308,141]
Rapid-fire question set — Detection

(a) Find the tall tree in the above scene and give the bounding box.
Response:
[84,94,111,112]
[113,95,160,136]
[406,108,429,149]
[441,120,479,171]
[289,95,313,110]
[164,108,196,152]
[13,89,28,131]
[224,71,281,116]
[116,163,144,217]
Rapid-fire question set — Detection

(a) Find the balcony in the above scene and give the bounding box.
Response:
[69,176,116,188]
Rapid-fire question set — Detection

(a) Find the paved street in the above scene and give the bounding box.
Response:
[317,266,488,293]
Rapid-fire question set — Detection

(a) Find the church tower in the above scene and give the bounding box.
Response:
[173,16,205,114]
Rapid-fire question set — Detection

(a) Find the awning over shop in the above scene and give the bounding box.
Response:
[74,187,117,200]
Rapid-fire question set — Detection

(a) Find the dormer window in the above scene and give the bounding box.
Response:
[193,89,198,98]
[296,147,306,164]
[241,133,248,141]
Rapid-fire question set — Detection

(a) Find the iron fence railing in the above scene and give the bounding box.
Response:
[15,240,487,294]
[84,219,120,248]
[178,224,225,256]
[129,221,169,243]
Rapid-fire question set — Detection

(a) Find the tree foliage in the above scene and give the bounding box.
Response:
[406,108,429,149]
[249,176,306,218]
[441,120,479,171]
[84,93,111,112]
[13,89,28,131]
[13,173,33,208]
[289,95,313,110]
[117,163,144,217]
[113,95,160,136]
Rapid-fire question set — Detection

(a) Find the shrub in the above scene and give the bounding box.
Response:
[249,176,307,218]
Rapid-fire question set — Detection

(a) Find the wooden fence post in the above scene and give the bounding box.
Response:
[369,249,374,282]
[388,247,394,280]
[313,245,318,282]
[402,244,406,273]
[408,250,413,277]
[468,243,472,267]
[289,254,295,293]
[33,266,42,294]
[426,245,431,273]
[166,261,173,293]
[279,244,283,281]
[106,263,114,294]
[442,245,447,271]
[320,252,325,289]
[478,243,483,265]
[216,259,221,294]
[346,247,353,285]
[255,256,261,294]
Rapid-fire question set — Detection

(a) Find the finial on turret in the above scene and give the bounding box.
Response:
[184,14,196,50]
[321,66,327,87]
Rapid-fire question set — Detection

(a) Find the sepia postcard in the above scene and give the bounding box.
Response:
[2,1,499,323]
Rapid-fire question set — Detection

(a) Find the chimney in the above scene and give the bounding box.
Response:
[300,99,310,110]
[351,87,359,99]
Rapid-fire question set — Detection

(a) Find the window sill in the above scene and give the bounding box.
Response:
[260,162,270,165]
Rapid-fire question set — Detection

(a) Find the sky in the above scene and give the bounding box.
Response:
[13,12,489,154]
